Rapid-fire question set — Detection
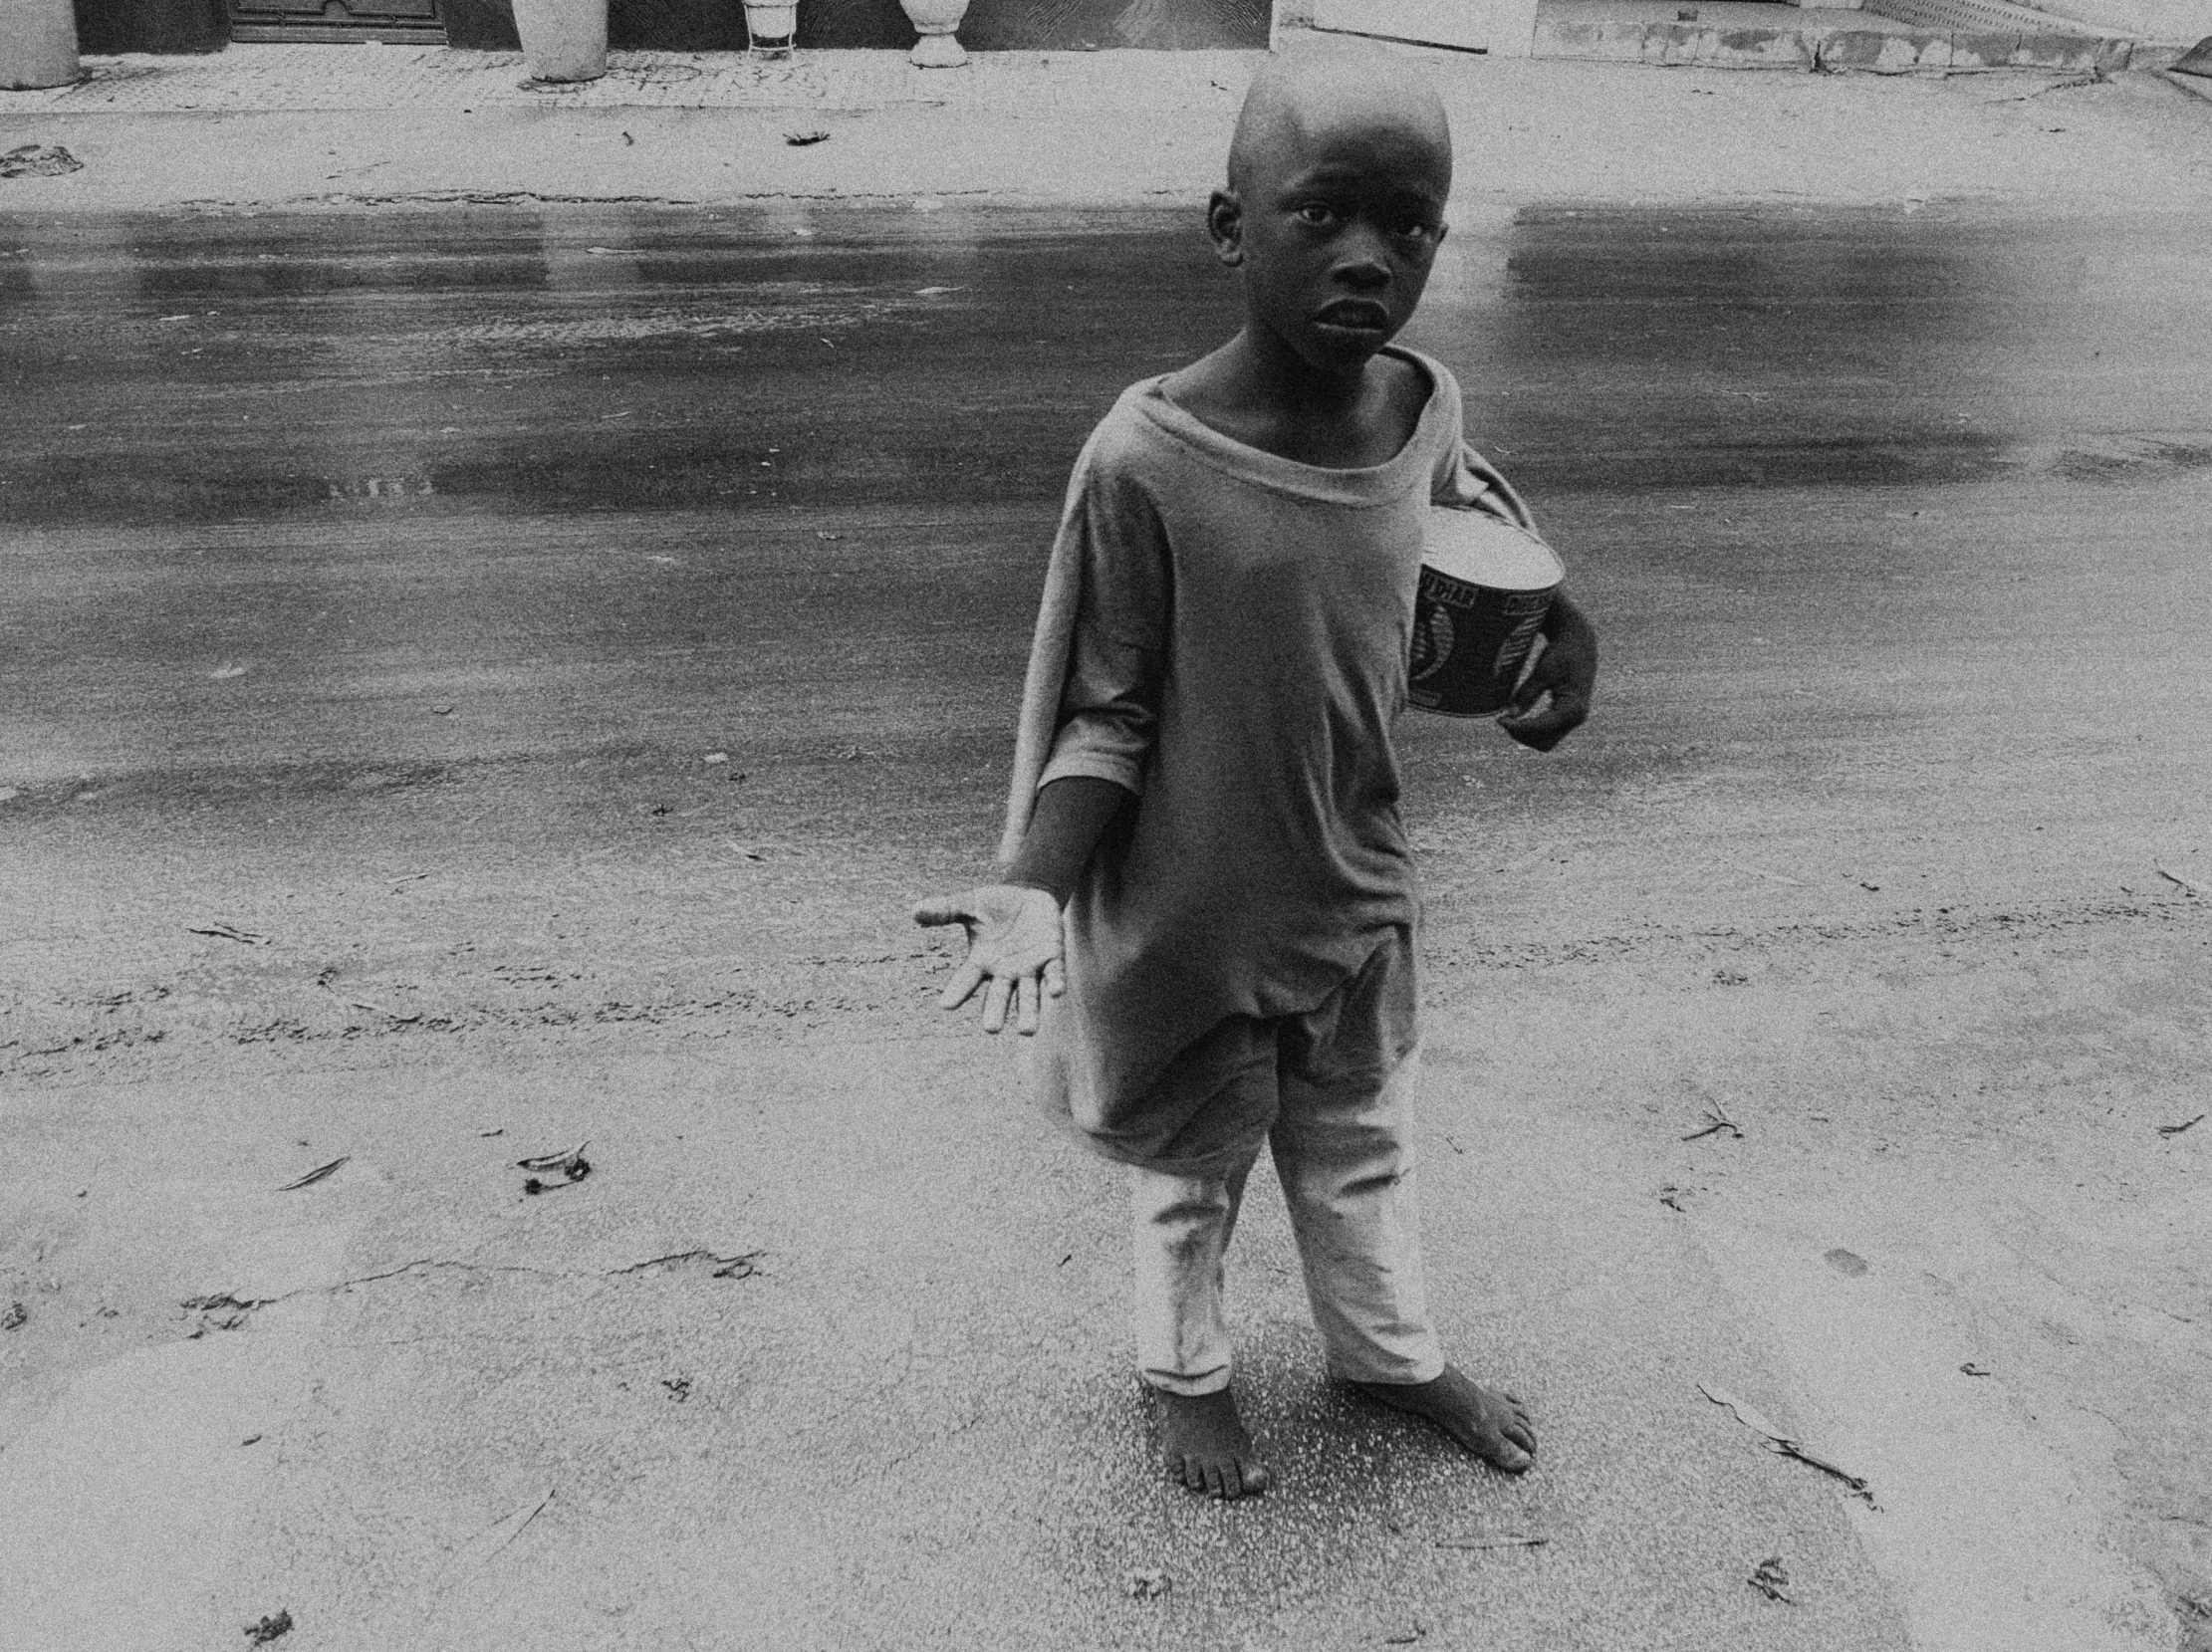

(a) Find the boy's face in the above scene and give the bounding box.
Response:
[1214,103,1451,375]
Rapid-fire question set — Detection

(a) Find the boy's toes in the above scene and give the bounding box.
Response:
[1155,1386,1271,1502]
[1485,1431,1535,1475]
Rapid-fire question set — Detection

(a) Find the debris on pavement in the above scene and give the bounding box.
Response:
[1,145,83,179]
[188,922,270,945]
[605,1248,764,1280]
[185,1293,260,1334]
[1682,1100,1743,1141]
[428,1489,558,1590]
[1,1301,26,1330]
[478,1127,505,1137]
[1748,1555,1796,1604]
[278,1156,349,1191]
[243,1608,294,1644]
[316,971,418,1022]
[660,1376,692,1401]
[1124,1567,1169,1599]
[2156,1113,2205,1136]
[1659,1184,1687,1212]
[784,129,831,145]
[516,1142,592,1191]
[2155,863,2205,895]
[1435,1534,1549,1550]
[1699,1383,1874,1503]
[1959,1361,1993,1376]
[1823,1247,1869,1277]
[1381,1619,1429,1644]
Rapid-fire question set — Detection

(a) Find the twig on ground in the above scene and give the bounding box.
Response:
[1681,1100,1743,1141]
[1435,1534,1549,1550]
[605,1248,765,1280]
[2157,1113,2205,1136]
[2155,863,2206,895]
[1700,1382,1874,1503]
[188,922,269,945]
[278,1156,348,1191]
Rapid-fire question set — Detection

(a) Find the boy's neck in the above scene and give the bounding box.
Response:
[1162,328,1425,471]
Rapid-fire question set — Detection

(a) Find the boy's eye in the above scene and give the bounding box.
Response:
[1295,203,1340,228]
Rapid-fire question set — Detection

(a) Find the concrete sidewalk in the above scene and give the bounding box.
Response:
[2,38,2210,214]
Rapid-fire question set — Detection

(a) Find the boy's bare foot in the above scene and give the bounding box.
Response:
[1154,1386,1272,1500]
[1348,1364,1536,1474]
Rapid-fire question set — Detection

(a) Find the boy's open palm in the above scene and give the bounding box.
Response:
[912,883,1066,1037]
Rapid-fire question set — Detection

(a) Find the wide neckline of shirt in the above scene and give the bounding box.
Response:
[1125,346,1449,507]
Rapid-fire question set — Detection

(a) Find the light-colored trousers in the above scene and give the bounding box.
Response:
[1128,1052,1444,1395]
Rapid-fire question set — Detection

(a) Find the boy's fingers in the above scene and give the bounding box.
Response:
[936,959,985,1011]
[1014,973,1040,1036]
[911,895,973,929]
[1498,707,1572,752]
[981,975,1012,1035]
[1043,956,1067,998]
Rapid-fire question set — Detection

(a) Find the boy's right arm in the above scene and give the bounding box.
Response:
[911,776,1129,1036]
[915,427,1165,1038]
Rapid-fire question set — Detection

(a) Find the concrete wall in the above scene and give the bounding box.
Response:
[79,0,1268,52]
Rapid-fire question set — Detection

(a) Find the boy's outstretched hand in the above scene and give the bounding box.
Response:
[912,883,1066,1037]
[1498,592,1598,753]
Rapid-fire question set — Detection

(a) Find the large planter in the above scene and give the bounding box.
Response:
[512,0,607,82]
[743,0,796,55]
[2,0,80,90]
[898,0,970,65]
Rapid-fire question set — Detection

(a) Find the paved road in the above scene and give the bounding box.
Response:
[3,204,2209,1651]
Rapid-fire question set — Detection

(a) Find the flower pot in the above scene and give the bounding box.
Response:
[744,0,797,57]
[0,0,80,91]
[898,0,970,66]
[511,0,606,84]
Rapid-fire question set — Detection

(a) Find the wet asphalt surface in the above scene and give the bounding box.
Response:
[4,202,2208,923]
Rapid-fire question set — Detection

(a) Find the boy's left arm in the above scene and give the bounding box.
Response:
[1434,435,1599,752]
[1498,591,1598,752]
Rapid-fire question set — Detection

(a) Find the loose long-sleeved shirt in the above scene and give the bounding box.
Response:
[1013,347,1535,1173]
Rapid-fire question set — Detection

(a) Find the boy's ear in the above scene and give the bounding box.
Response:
[1206,188,1245,269]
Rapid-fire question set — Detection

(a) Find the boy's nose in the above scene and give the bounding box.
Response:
[1334,250,1390,291]
[1333,225,1394,288]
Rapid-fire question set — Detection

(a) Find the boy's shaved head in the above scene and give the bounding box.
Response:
[1226,44,1451,197]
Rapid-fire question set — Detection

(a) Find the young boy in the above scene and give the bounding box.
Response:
[914,44,1598,1501]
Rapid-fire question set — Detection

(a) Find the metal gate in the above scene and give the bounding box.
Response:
[229,0,444,44]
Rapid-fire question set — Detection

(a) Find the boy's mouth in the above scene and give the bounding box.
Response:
[1313,299,1392,333]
